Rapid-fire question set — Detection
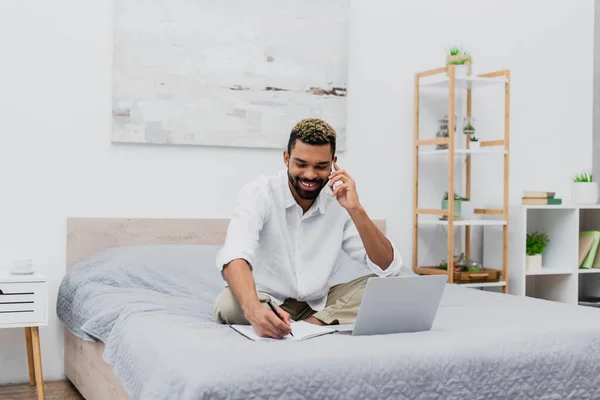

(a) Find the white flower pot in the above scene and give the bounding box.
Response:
[571,182,598,205]
[526,254,542,273]
[470,141,480,150]
[454,64,469,77]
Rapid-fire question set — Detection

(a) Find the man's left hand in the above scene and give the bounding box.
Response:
[328,163,361,210]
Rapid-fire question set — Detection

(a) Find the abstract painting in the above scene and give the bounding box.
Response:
[111,0,349,150]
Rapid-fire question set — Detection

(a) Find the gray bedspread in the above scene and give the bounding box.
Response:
[57,245,600,400]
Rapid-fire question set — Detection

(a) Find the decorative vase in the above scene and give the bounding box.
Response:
[453,64,469,77]
[571,182,598,205]
[470,141,480,150]
[436,119,449,150]
[463,116,476,135]
[441,199,462,218]
[526,254,542,273]
[446,55,472,77]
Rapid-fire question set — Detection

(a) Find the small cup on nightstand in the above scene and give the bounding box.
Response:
[10,259,34,275]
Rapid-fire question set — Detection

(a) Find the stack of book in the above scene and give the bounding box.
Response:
[522,191,562,205]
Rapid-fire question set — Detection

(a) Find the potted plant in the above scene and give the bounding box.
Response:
[446,46,472,77]
[469,135,480,150]
[463,117,475,135]
[461,196,474,218]
[526,231,549,272]
[441,192,468,218]
[571,171,598,204]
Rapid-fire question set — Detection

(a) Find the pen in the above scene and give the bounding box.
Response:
[267,301,293,337]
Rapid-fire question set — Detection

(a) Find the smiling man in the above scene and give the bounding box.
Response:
[212,118,402,339]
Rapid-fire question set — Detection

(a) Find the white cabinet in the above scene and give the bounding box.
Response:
[0,272,48,399]
[0,280,48,327]
[484,205,600,306]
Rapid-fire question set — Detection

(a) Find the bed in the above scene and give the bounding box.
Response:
[58,217,600,400]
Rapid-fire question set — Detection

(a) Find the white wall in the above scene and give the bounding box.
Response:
[0,0,594,384]
[594,0,600,183]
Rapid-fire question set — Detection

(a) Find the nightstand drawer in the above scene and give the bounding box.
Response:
[0,281,47,325]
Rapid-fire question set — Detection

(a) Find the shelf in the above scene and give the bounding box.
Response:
[420,75,507,89]
[413,66,510,294]
[579,268,600,274]
[527,267,573,276]
[500,206,600,305]
[419,148,507,156]
[419,219,507,226]
[458,281,507,288]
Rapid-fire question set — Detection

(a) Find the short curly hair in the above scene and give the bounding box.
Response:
[287,118,337,156]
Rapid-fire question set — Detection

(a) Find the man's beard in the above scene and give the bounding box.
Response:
[287,170,326,200]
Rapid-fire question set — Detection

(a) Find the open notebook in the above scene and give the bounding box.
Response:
[231,321,336,341]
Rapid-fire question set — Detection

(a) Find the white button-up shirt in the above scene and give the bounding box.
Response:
[216,170,403,311]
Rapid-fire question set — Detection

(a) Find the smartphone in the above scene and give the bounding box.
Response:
[330,164,342,190]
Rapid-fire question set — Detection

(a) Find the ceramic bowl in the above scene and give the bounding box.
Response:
[11,259,34,274]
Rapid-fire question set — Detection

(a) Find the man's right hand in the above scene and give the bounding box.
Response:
[244,303,292,339]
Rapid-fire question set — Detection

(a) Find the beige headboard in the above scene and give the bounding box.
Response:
[66,218,386,269]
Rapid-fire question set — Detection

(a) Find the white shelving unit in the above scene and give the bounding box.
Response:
[483,204,600,305]
[413,65,511,291]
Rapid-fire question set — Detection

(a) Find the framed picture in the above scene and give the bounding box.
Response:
[111,0,349,150]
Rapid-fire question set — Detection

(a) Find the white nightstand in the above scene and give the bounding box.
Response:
[0,271,48,399]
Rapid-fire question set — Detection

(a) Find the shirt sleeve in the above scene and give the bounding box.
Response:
[340,217,403,277]
[215,180,270,273]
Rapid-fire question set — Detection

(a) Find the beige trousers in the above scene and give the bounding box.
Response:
[212,273,377,325]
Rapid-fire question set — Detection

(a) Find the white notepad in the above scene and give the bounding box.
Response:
[231,321,336,341]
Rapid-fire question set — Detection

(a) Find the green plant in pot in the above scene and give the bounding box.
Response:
[463,122,475,135]
[526,231,549,273]
[446,46,472,77]
[441,192,469,218]
[469,135,480,150]
[571,171,598,205]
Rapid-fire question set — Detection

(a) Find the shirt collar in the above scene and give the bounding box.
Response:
[316,185,332,214]
[280,170,330,214]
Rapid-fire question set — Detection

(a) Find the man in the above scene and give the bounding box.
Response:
[212,118,402,339]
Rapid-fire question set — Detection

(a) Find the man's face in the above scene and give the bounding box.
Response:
[284,140,336,200]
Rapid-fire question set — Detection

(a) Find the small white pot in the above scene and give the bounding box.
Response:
[526,254,542,273]
[470,141,480,150]
[454,64,469,77]
[571,182,598,205]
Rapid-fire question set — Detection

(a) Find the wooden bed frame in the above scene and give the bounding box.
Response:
[64,217,386,400]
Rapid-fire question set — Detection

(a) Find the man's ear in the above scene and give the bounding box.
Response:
[333,155,338,164]
[283,150,289,167]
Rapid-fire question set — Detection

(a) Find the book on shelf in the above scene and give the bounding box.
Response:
[593,244,600,269]
[579,231,600,269]
[522,191,560,205]
[579,235,595,266]
[523,191,556,198]
[522,197,562,205]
